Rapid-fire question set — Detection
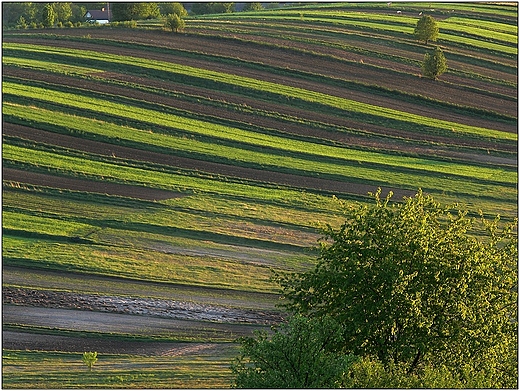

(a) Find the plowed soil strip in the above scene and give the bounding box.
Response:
[3,330,222,356]
[3,286,283,325]
[5,31,517,117]
[4,123,411,198]
[3,168,181,201]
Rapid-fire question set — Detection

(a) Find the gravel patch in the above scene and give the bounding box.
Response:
[3,286,283,325]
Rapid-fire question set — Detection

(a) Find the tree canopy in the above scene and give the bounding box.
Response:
[111,2,160,22]
[159,2,187,18]
[268,189,517,387]
[422,46,447,79]
[164,13,185,33]
[191,2,235,15]
[231,315,355,388]
[414,15,439,44]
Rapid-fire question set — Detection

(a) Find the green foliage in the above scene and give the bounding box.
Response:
[159,2,187,18]
[41,3,56,28]
[414,15,439,44]
[165,13,185,33]
[231,315,355,388]
[191,2,235,15]
[111,2,160,22]
[243,3,264,12]
[422,46,447,80]
[276,189,518,387]
[52,2,72,24]
[82,352,98,371]
[109,20,137,29]
[343,356,504,388]
[15,16,27,29]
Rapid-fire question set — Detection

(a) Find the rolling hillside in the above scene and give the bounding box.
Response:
[2,2,517,388]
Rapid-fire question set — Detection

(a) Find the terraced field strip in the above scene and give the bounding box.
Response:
[4,43,516,142]
[3,234,280,292]
[187,18,517,78]
[194,10,517,55]
[272,1,518,18]
[4,108,517,205]
[5,81,516,179]
[2,348,237,388]
[5,43,516,135]
[5,31,517,116]
[4,72,517,186]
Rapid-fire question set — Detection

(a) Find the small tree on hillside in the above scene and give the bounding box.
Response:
[164,13,185,33]
[422,46,447,79]
[82,352,98,371]
[414,15,439,44]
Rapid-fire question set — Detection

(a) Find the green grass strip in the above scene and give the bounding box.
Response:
[2,56,104,76]
[3,84,517,185]
[199,12,517,54]
[3,44,516,142]
[2,143,308,202]
[3,210,97,238]
[3,138,516,204]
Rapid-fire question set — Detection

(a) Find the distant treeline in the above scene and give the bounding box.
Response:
[2,2,288,29]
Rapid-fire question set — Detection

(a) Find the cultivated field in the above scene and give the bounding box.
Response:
[2,2,517,388]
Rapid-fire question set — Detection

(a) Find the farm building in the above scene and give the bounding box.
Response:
[84,5,111,24]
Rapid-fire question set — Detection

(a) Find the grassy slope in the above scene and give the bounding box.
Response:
[2,2,517,388]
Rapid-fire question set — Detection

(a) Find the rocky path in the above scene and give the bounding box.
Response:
[3,286,283,325]
[3,285,280,355]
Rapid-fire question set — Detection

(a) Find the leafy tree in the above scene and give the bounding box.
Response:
[159,2,187,18]
[52,2,72,24]
[164,13,185,33]
[191,2,235,15]
[111,2,160,21]
[231,315,355,388]
[41,3,56,27]
[243,2,264,12]
[344,356,503,388]
[3,2,38,28]
[422,46,447,80]
[275,189,517,387]
[70,3,87,23]
[414,15,439,44]
[16,16,27,29]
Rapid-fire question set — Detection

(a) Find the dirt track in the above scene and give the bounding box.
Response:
[3,286,283,325]
[3,285,279,355]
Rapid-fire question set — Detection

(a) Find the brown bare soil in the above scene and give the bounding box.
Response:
[3,123,414,199]
[3,284,279,355]
[2,167,181,201]
[6,30,516,117]
[3,330,225,356]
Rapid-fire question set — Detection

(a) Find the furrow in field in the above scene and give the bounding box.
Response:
[4,33,517,118]
[3,124,412,199]
[4,66,516,160]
